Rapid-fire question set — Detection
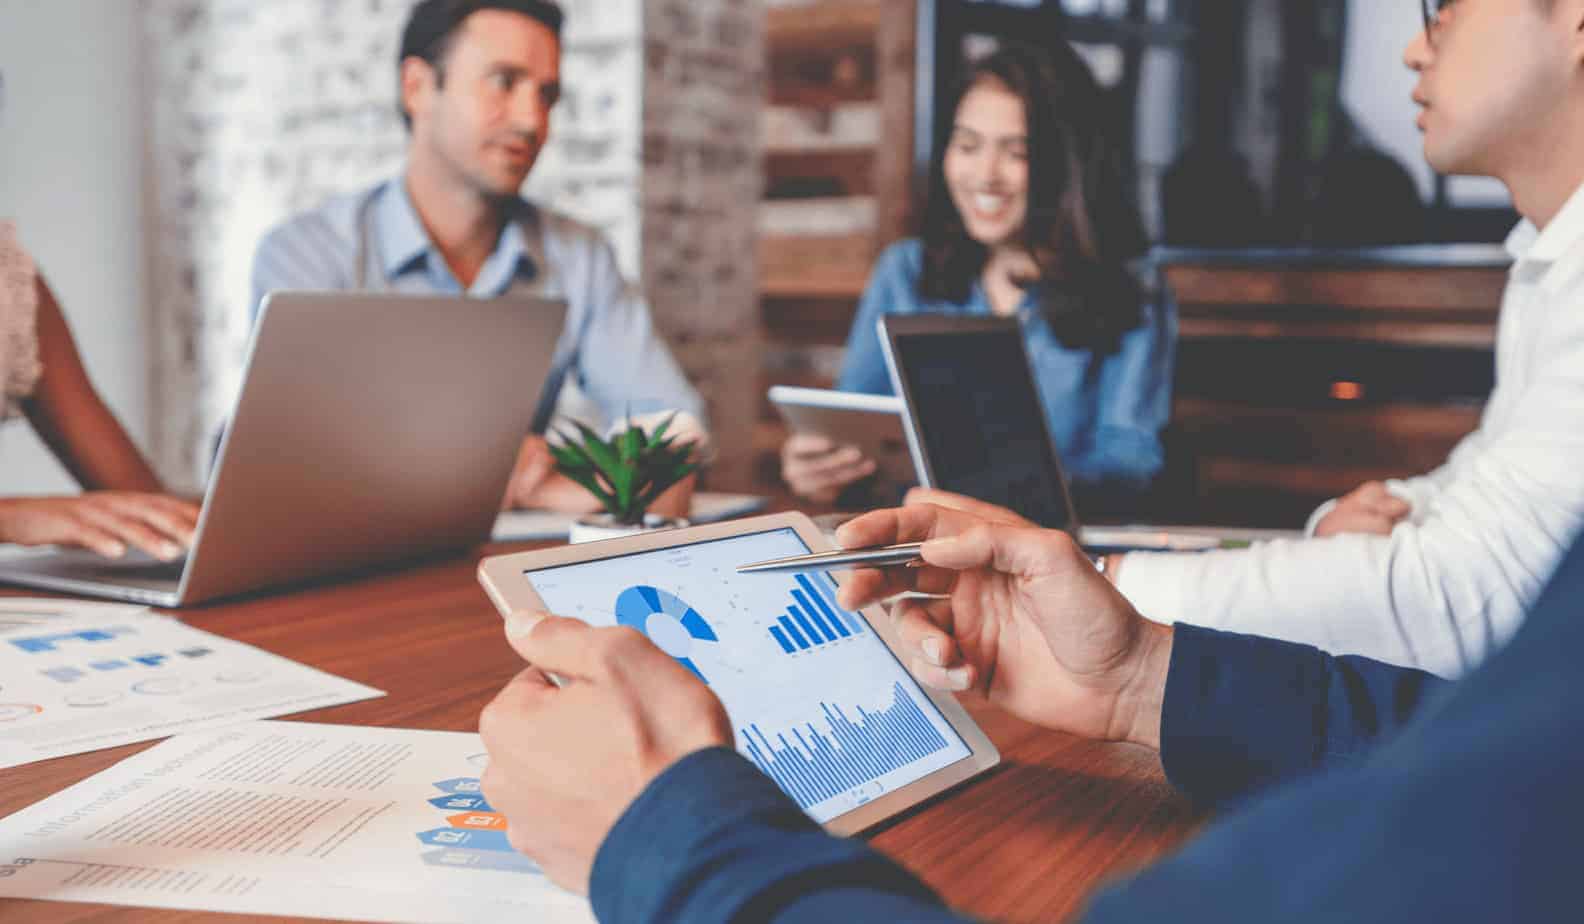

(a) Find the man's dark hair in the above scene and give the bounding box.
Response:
[398,0,564,129]
[919,41,1147,352]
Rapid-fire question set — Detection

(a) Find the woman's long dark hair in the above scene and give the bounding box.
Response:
[919,41,1147,352]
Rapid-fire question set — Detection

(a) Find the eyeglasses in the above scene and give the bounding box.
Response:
[1421,0,1456,43]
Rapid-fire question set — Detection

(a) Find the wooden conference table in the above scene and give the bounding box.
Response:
[0,540,1207,924]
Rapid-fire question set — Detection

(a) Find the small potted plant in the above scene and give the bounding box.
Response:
[551,414,702,543]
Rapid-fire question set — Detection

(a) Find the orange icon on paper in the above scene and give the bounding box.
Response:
[448,812,507,830]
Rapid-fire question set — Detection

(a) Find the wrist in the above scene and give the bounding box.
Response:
[1110,621,1172,751]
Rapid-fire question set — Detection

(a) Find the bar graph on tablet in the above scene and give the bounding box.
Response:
[743,682,951,810]
[769,573,867,654]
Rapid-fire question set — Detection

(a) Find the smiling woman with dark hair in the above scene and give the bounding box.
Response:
[781,41,1173,511]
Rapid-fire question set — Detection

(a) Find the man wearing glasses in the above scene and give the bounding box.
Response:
[471,3,1584,922]
[1083,0,1584,682]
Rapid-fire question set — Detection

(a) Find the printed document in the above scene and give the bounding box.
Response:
[0,722,594,922]
[0,614,383,768]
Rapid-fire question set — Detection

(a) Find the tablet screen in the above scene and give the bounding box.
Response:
[892,327,1075,531]
[525,528,974,823]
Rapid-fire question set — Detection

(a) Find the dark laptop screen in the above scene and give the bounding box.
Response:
[890,326,1075,532]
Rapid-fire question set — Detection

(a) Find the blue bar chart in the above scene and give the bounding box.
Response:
[769,573,867,654]
[10,626,136,654]
[742,681,950,810]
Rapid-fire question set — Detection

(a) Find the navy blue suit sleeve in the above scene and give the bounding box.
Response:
[1082,535,1584,923]
[591,747,973,924]
[1161,624,1447,808]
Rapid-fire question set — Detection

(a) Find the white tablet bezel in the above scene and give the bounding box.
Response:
[477,511,1000,836]
[768,386,916,490]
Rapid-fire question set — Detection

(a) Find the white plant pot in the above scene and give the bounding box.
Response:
[568,513,690,545]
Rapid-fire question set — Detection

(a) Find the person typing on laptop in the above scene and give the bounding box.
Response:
[250,0,707,516]
[0,222,197,561]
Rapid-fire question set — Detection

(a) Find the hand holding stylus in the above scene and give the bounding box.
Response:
[834,502,1172,751]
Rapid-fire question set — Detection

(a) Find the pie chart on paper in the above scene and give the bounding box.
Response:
[613,586,719,683]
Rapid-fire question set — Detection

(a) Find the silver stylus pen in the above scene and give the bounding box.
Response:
[736,542,925,574]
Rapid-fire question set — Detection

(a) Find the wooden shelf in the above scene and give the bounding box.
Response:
[761,296,863,345]
[1177,317,1496,349]
[1164,264,1506,314]
[770,82,875,109]
[767,2,883,53]
[765,148,876,192]
[751,0,915,501]
[759,233,875,299]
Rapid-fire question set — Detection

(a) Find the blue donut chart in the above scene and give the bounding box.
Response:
[614,586,718,682]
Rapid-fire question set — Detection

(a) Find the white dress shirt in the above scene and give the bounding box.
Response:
[1118,182,1584,676]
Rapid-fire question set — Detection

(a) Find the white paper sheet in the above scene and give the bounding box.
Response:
[0,615,383,769]
[0,722,594,923]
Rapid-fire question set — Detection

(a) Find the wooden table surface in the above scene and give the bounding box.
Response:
[0,543,1206,924]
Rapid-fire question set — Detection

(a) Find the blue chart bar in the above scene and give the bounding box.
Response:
[791,590,839,642]
[768,574,868,653]
[787,602,823,646]
[796,574,856,638]
[819,573,867,636]
[778,616,810,650]
[742,681,950,810]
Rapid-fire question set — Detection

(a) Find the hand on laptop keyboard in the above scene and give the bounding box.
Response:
[0,492,199,560]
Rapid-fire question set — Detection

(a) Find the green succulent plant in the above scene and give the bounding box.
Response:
[550,413,700,525]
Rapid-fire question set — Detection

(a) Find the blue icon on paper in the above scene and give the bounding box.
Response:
[11,626,135,654]
[432,777,483,795]
[428,794,493,812]
[614,586,718,683]
[417,827,513,852]
[421,848,540,873]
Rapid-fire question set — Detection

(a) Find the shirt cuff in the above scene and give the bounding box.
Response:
[1114,550,1190,625]
[1303,499,1340,537]
[1160,624,1329,807]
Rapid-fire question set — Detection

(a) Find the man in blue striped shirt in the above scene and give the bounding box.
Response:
[250,0,706,513]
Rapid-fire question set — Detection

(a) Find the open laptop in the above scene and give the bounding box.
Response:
[0,292,566,607]
[878,315,1240,551]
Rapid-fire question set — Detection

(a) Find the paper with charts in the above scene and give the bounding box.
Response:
[0,722,594,923]
[0,611,383,769]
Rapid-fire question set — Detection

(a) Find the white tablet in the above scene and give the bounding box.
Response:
[768,386,917,490]
[477,512,999,835]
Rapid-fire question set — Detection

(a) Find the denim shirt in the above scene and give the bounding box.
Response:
[249,176,706,434]
[836,240,1174,492]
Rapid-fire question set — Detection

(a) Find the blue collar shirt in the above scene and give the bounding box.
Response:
[250,176,707,435]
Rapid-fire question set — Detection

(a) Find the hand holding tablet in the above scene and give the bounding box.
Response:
[480,611,734,891]
[477,512,999,836]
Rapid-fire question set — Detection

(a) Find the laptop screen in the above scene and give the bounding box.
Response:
[887,323,1076,532]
